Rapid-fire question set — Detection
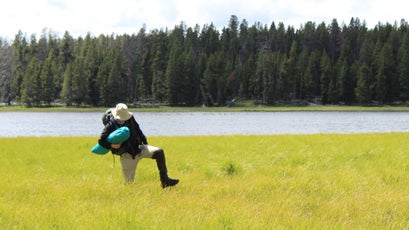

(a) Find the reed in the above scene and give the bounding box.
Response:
[1,134,409,229]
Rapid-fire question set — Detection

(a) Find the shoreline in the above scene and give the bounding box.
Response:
[2,105,409,112]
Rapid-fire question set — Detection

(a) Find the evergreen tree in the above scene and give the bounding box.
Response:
[296,48,309,99]
[60,31,74,68]
[11,31,29,103]
[346,17,366,63]
[140,42,153,99]
[37,31,49,62]
[183,46,199,105]
[57,31,75,96]
[304,50,321,98]
[40,48,58,105]
[120,34,138,104]
[398,32,409,100]
[151,30,169,102]
[70,56,87,106]
[224,15,239,65]
[238,19,249,63]
[375,43,395,103]
[203,52,225,105]
[238,54,255,99]
[166,24,185,105]
[261,52,279,104]
[152,70,166,102]
[0,39,12,105]
[82,35,101,106]
[61,63,73,105]
[287,40,298,99]
[316,22,329,53]
[355,64,373,104]
[299,21,318,52]
[336,37,355,103]
[277,53,288,101]
[328,19,342,62]
[251,50,266,101]
[98,42,127,106]
[320,51,331,104]
[109,46,128,104]
[275,23,287,53]
[21,57,42,106]
[166,44,183,105]
[357,38,376,103]
[199,23,220,56]
[337,57,358,104]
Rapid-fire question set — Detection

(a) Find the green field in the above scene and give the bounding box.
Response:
[1,134,409,229]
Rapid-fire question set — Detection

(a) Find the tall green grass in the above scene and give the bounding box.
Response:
[1,134,409,229]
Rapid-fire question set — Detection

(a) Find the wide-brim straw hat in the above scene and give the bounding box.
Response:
[111,103,133,121]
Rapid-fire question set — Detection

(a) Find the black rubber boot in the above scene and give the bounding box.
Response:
[152,149,179,188]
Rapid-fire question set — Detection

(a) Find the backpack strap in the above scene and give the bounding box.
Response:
[109,116,119,129]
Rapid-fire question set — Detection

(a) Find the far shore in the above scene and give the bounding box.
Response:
[1,103,409,112]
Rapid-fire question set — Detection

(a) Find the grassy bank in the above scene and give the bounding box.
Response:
[1,134,409,229]
[2,103,409,112]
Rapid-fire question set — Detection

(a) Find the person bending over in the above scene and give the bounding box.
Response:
[98,103,179,188]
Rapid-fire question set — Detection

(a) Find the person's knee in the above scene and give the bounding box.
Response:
[152,149,164,159]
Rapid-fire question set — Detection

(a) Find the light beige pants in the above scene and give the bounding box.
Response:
[120,144,160,183]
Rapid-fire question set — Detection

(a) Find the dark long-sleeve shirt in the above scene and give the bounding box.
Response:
[98,115,147,156]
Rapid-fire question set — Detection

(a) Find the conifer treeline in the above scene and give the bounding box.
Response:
[1,15,409,107]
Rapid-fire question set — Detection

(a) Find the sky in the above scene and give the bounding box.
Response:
[1,0,407,40]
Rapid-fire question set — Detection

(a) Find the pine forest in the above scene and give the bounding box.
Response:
[1,16,409,107]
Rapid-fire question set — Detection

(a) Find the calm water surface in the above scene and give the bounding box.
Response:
[1,111,408,137]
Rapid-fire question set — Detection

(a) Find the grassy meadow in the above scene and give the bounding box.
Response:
[1,133,409,229]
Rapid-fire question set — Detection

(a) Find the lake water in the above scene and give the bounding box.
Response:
[1,111,409,137]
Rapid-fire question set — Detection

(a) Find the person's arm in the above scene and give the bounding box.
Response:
[98,122,117,149]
